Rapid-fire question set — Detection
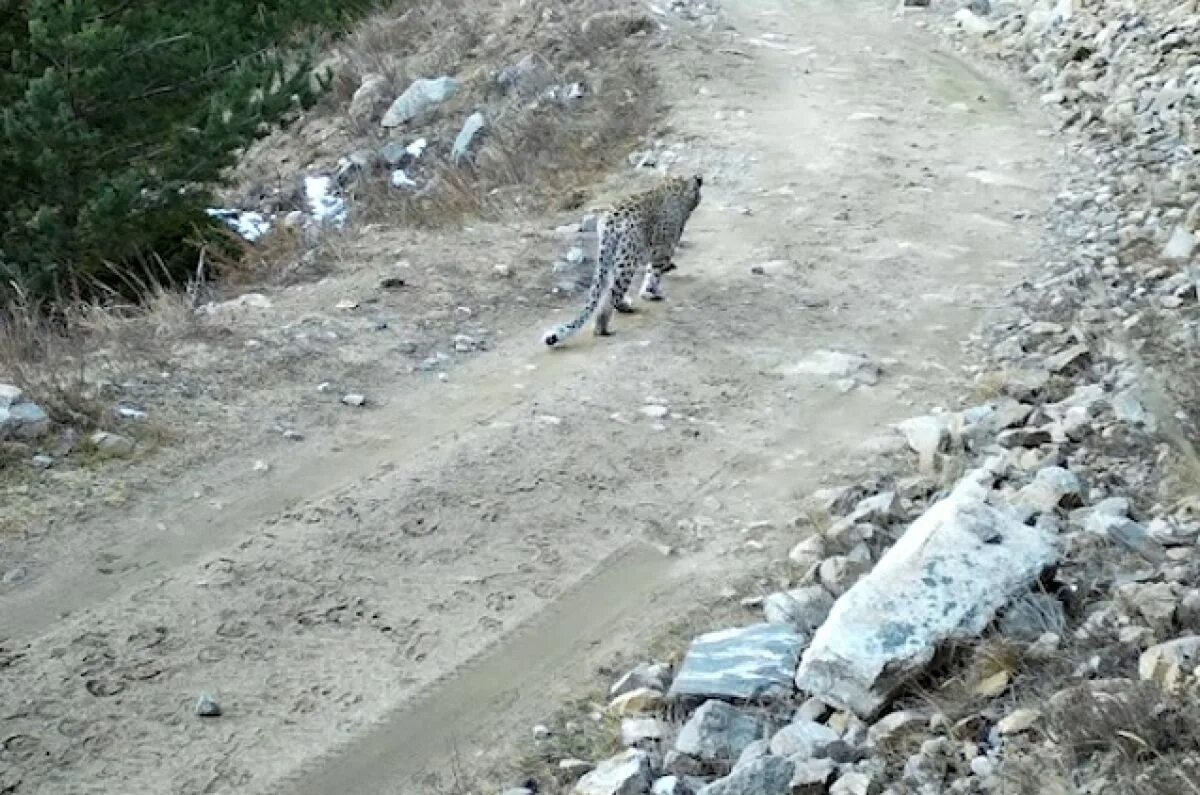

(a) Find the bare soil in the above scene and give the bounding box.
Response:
[0,1,1056,793]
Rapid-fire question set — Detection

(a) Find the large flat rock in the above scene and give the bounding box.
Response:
[795,475,1059,717]
[668,623,804,702]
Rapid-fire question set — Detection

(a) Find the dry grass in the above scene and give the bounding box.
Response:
[232,0,665,232]
[0,294,108,431]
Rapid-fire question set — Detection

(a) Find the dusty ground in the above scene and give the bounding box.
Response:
[0,1,1056,793]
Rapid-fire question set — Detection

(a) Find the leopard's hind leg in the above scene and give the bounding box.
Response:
[595,238,639,335]
[640,256,673,301]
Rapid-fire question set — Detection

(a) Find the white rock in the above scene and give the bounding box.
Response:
[795,483,1059,718]
[621,717,669,748]
[788,535,827,572]
[867,709,927,748]
[895,415,949,472]
[1009,466,1081,520]
[610,663,672,699]
[89,430,135,457]
[781,350,879,387]
[381,76,461,127]
[1163,226,1197,261]
[829,770,880,795]
[767,719,840,760]
[1139,637,1200,693]
[790,757,837,788]
[995,708,1041,735]
[953,8,992,34]
[574,750,653,795]
[0,384,21,409]
[698,756,794,795]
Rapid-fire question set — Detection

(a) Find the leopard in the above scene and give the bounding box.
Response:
[543,173,703,347]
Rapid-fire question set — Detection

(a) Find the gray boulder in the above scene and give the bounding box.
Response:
[669,623,804,702]
[674,701,766,764]
[574,750,653,795]
[452,111,487,164]
[796,473,1059,717]
[381,77,461,127]
[697,756,793,795]
[0,399,50,441]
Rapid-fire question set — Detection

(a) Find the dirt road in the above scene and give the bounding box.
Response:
[0,1,1054,792]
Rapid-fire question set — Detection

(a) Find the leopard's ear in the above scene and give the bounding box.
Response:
[693,174,703,188]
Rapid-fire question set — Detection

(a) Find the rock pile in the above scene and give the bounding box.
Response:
[499,1,1200,791]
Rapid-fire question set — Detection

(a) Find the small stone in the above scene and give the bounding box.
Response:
[1163,226,1197,261]
[674,701,766,764]
[819,555,869,594]
[795,697,831,723]
[114,404,148,421]
[1117,582,1180,633]
[29,454,53,470]
[829,770,881,795]
[0,384,22,408]
[1044,345,1090,373]
[652,776,686,795]
[768,719,840,760]
[867,709,927,748]
[972,670,1010,698]
[89,431,135,457]
[611,663,672,699]
[790,757,837,789]
[971,756,996,777]
[788,535,827,572]
[782,350,879,387]
[574,750,653,795]
[341,393,367,407]
[621,717,669,748]
[995,708,1041,735]
[641,405,670,419]
[1139,637,1200,693]
[698,756,793,795]
[348,74,389,121]
[452,111,487,164]
[609,687,665,716]
[953,8,992,34]
[533,724,553,740]
[195,692,221,717]
[1010,466,1082,519]
[895,415,949,472]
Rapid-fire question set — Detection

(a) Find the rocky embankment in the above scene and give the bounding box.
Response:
[499,2,1200,794]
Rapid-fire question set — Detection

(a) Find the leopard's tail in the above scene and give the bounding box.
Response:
[543,215,615,346]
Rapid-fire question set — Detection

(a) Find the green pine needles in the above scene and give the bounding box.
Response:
[0,0,373,303]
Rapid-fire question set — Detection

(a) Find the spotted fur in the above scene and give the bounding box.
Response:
[543,173,703,346]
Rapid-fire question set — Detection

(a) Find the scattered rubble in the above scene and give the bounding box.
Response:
[496,0,1200,791]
